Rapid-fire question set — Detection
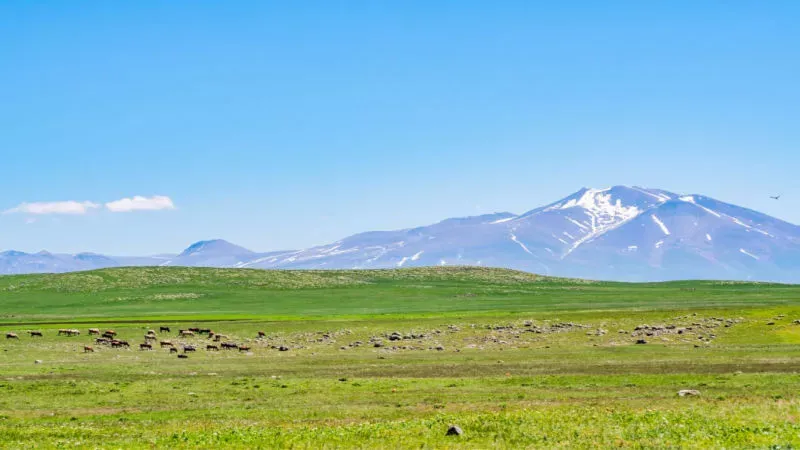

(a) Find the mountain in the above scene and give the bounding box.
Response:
[2,186,799,282]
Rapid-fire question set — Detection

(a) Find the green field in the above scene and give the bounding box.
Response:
[1,267,799,448]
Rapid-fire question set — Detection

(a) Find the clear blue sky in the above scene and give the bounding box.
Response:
[1,1,798,255]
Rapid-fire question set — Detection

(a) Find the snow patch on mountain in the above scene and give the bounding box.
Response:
[510,232,533,255]
[651,215,671,236]
[739,248,760,260]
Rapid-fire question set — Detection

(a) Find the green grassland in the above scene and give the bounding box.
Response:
[0,267,799,448]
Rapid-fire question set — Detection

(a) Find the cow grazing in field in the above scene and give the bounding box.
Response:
[140,343,153,350]
[159,326,171,333]
[59,329,80,337]
[159,340,174,348]
[104,330,117,337]
[183,345,197,353]
[213,334,228,342]
[221,342,238,350]
[169,347,178,354]
[177,354,188,359]
[28,331,43,337]
[95,338,110,345]
[146,329,157,336]
[6,333,19,339]
[258,331,266,338]
[188,327,200,333]
[238,345,251,352]
[111,340,130,348]
[144,334,157,341]
[179,330,195,338]
[198,328,212,335]
[88,328,100,335]
[83,346,94,353]
[206,345,219,351]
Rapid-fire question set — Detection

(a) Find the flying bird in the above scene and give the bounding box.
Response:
[770,195,781,200]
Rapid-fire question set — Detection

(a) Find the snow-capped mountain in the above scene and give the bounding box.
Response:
[2,186,799,282]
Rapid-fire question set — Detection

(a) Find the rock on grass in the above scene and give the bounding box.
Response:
[446,425,463,436]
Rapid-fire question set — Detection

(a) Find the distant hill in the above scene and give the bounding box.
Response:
[2,186,799,282]
[0,266,796,322]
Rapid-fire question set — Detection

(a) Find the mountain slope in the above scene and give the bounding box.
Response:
[2,186,798,281]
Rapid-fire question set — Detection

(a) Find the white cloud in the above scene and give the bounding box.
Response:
[4,201,100,215]
[105,195,176,213]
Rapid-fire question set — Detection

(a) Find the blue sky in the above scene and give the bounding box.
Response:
[1,1,799,255]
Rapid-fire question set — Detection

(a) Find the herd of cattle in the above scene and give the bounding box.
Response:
[4,327,270,358]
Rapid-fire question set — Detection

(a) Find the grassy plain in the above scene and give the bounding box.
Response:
[0,266,799,448]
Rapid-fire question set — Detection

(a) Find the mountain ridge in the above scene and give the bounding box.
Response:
[2,186,798,282]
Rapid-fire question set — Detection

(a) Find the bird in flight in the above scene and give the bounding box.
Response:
[770,195,781,200]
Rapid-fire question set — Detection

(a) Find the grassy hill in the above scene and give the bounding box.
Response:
[0,266,797,322]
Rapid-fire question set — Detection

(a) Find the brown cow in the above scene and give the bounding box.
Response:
[6,333,19,339]
[179,330,195,337]
[83,346,94,353]
[104,330,117,337]
[169,347,178,353]
[144,334,157,341]
[29,331,43,337]
[206,345,219,351]
[140,343,153,350]
[159,340,174,348]
[238,345,251,352]
[257,331,266,338]
[88,328,100,335]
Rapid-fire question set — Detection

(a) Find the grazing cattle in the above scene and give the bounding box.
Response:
[183,345,197,353]
[221,342,238,350]
[144,334,157,341]
[6,332,19,339]
[179,330,195,338]
[140,343,153,350]
[238,345,251,352]
[206,345,219,351]
[102,332,115,339]
[146,329,157,336]
[105,330,117,337]
[88,328,100,335]
[169,347,178,353]
[159,326,171,333]
[111,340,130,348]
[29,331,43,337]
[95,338,110,345]
[83,346,94,353]
[198,328,212,335]
[258,331,266,338]
[159,340,174,348]
[188,327,200,333]
[59,329,80,337]
[177,354,188,359]
[214,334,228,342]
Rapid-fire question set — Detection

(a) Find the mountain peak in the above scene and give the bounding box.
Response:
[179,239,254,257]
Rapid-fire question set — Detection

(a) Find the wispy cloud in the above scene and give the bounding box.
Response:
[105,195,176,213]
[4,201,100,215]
